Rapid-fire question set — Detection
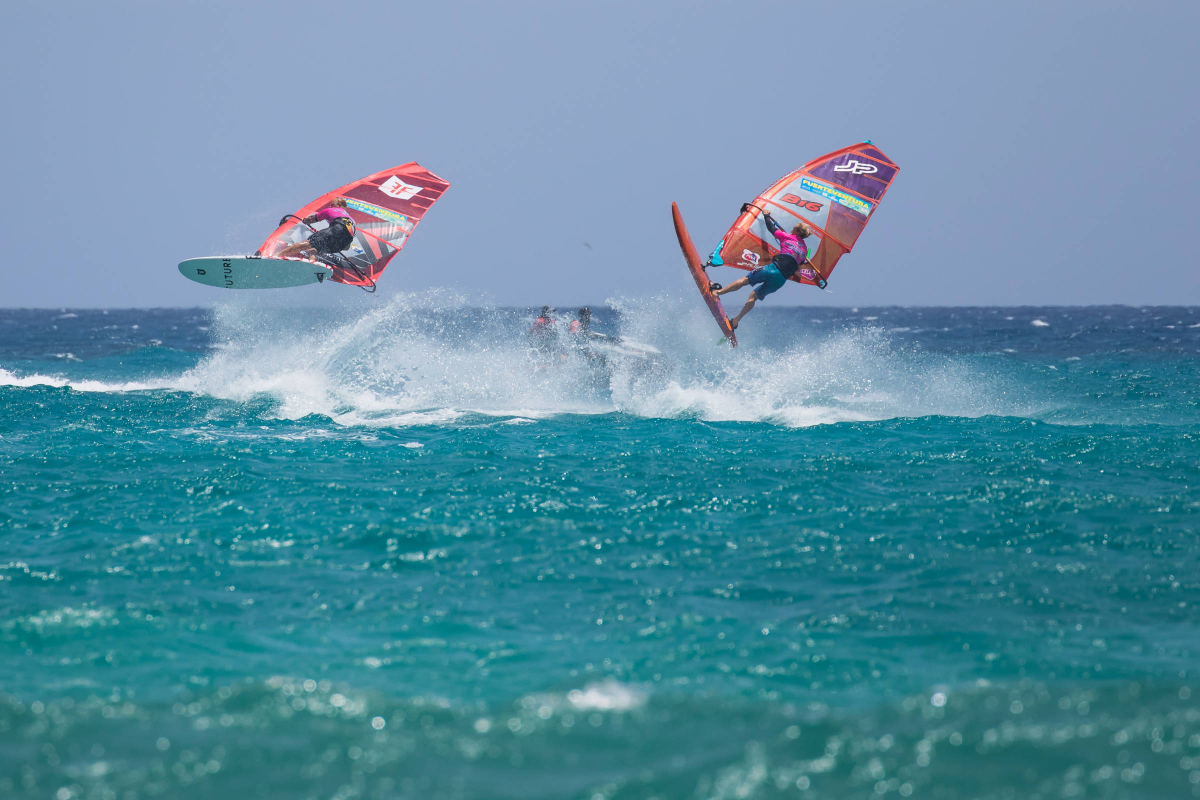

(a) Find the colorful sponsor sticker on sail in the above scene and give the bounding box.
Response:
[345,198,409,225]
[800,178,872,216]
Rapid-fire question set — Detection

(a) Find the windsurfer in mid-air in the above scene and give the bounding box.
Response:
[712,207,812,330]
[275,198,357,261]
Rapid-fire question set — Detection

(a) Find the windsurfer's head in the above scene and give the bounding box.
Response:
[792,222,813,239]
[329,198,348,208]
[540,306,553,317]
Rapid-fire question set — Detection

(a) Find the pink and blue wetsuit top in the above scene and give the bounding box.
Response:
[765,216,809,270]
[314,206,353,225]
[746,215,811,298]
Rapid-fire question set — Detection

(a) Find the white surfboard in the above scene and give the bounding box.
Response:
[178,256,333,289]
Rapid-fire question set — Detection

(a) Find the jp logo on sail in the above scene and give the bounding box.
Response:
[833,160,878,175]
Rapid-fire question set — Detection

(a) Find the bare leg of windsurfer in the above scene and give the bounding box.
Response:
[714,277,755,329]
[713,277,749,296]
[726,292,758,330]
[276,241,317,259]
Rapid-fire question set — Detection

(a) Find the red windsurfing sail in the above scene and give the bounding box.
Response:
[258,163,450,287]
[708,143,898,287]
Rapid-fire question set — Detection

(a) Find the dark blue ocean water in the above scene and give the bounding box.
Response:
[2,300,1199,799]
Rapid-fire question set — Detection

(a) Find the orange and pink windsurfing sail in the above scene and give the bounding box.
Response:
[258,163,450,288]
[707,143,899,287]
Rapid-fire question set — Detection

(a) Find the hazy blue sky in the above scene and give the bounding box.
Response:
[2,1,1197,308]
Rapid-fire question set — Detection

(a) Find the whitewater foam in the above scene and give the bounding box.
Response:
[0,368,171,393]
[2,293,1019,428]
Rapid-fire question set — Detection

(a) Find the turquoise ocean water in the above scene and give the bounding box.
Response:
[2,299,1199,799]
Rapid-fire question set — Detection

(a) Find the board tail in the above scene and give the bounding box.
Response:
[672,202,737,347]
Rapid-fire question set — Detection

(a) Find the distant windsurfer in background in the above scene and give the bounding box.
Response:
[713,209,812,330]
[275,198,357,260]
[529,306,558,350]
[570,307,591,335]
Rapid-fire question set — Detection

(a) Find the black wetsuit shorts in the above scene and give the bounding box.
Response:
[308,219,354,254]
[772,253,800,280]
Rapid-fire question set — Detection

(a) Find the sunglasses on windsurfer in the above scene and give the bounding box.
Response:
[712,208,814,330]
[275,198,357,261]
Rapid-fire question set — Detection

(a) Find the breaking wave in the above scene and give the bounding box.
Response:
[1,292,1019,428]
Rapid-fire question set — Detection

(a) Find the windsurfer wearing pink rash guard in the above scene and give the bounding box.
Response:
[275,198,357,260]
[713,208,815,330]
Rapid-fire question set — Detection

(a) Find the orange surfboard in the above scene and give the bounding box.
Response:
[672,202,737,347]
